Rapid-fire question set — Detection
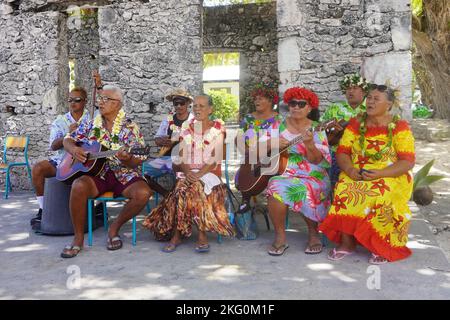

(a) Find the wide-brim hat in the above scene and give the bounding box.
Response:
[165,88,194,102]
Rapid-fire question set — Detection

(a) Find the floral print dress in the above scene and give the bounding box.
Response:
[266,121,332,222]
[143,119,235,240]
[319,118,415,262]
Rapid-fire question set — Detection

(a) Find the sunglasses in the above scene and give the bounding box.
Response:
[97,95,120,103]
[369,84,389,91]
[68,97,84,103]
[288,100,308,109]
[173,99,188,107]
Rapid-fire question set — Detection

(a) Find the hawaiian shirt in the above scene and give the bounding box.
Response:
[320,101,366,151]
[69,112,146,185]
[49,110,91,166]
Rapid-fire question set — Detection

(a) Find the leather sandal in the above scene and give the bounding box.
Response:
[61,245,83,259]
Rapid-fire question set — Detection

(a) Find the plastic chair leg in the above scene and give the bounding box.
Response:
[285,214,290,229]
[26,165,33,191]
[4,169,10,199]
[132,216,136,246]
[88,199,93,246]
[103,202,108,230]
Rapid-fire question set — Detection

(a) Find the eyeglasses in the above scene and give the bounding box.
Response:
[68,97,85,104]
[288,100,308,109]
[173,99,188,107]
[97,95,120,103]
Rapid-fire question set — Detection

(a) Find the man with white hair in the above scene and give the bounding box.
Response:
[60,85,152,258]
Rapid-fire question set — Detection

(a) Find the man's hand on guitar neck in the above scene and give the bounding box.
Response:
[155,136,173,147]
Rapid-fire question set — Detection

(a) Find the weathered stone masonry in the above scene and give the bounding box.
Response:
[0,0,412,191]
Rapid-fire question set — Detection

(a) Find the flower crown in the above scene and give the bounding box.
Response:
[283,87,319,109]
[250,82,279,105]
[339,73,370,93]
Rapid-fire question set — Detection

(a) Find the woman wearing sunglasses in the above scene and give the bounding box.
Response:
[319,84,415,264]
[266,87,331,256]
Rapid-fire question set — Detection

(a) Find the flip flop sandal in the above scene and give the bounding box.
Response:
[107,236,123,251]
[369,253,388,265]
[305,243,323,255]
[61,245,82,259]
[194,243,210,253]
[268,243,289,256]
[327,248,353,261]
[161,243,179,253]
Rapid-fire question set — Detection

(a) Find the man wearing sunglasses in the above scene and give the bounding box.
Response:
[143,88,194,196]
[60,85,152,258]
[30,87,91,231]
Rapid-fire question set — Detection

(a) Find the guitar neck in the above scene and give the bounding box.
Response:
[88,150,119,160]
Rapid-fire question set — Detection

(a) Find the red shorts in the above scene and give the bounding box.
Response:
[92,170,143,198]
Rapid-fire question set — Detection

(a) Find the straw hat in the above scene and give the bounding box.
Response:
[165,88,194,102]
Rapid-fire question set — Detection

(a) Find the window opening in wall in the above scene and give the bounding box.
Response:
[203,52,240,122]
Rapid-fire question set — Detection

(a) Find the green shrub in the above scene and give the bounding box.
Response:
[208,90,239,122]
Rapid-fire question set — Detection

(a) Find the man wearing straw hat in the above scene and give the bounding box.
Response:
[143,88,194,195]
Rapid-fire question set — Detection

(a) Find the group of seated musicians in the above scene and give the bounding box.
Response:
[29,71,416,265]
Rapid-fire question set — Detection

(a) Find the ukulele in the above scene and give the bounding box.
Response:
[236,120,335,197]
[56,140,150,184]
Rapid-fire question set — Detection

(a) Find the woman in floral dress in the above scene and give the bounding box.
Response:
[319,85,415,264]
[235,82,282,212]
[266,87,331,256]
[143,94,234,253]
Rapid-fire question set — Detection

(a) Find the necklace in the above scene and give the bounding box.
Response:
[359,113,400,161]
[92,109,125,150]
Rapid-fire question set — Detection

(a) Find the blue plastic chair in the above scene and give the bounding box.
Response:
[217,142,235,243]
[87,192,136,247]
[0,136,32,199]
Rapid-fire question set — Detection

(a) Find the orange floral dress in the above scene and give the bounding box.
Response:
[319,117,415,261]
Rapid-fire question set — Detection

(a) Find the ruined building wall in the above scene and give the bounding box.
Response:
[97,0,203,152]
[203,2,278,117]
[277,0,412,119]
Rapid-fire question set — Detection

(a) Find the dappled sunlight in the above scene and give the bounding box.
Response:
[197,264,223,270]
[329,271,358,283]
[416,268,436,276]
[145,273,162,279]
[1,203,23,209]
[205,265,247,282]
[407,240,438,250]
[4,243,47,252]
[7,233,29,241]
[77,284,185,299]
[79,275,119,289]
[281,277,307,283]
[307,263,334,271]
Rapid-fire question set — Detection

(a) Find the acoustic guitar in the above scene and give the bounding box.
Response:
[236,120,336,198]
[56,141,150,184]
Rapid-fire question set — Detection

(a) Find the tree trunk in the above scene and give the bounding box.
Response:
[412,0,450,120]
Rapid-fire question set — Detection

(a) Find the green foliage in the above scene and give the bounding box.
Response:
[413,159,445,191]
[208,90,239,122]
[412,0,423,17]
[412,105,433,119]
[203,52,239,68]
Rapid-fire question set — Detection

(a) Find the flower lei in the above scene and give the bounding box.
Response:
[182,119,224,149]
[250,82,279,105]
[339,73,370,93]
[358,113,401,161]
[92,109,125,150]
[283,87,319,109]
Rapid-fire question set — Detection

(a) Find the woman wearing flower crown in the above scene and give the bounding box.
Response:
[235,82,282,212]
[319,84,415,264]
[266,87,331,256]
[143,94,234,253]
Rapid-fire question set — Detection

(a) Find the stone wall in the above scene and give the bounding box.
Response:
[98,0,203,152]
[203,2,278,117]
[277,0,412,119]
[0,9,69,190]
